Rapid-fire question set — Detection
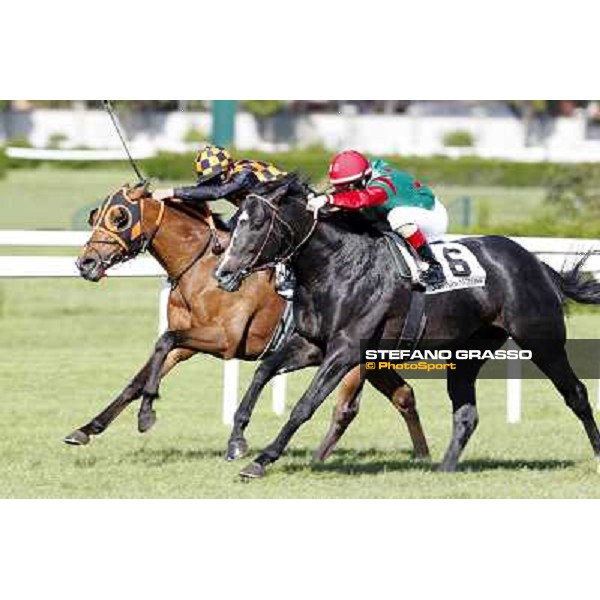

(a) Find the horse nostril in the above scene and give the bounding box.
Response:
[78,256,98,272]
[214,265,227,279]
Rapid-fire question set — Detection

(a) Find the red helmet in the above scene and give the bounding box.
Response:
[329,150,372,187]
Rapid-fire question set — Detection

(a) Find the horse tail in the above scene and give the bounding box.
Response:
[543,252,600,305]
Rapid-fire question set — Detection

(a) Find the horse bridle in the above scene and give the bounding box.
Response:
[84,187,219,278]
[240,193,318,276]
[84,187,166,271]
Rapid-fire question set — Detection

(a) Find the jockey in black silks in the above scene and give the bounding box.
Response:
[152,144,294,298]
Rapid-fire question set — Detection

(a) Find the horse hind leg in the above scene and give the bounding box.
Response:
[313,368,430,462]
[438,327,507,472]
[369,370,430,461]
[313,366,364,462]
[393,384,430,460]
[438,363,481,472]
[513,338,600,466]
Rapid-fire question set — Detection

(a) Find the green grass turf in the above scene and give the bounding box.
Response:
[0,277,599,498]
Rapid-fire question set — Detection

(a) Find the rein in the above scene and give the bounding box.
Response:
[167,235,212,289]
[243,193,318,275]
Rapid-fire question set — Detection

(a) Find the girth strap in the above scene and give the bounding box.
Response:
[380,231,427,351]
[397,289,427,351]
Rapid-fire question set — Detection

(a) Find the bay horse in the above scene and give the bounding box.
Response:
[64,182,430,462]
[214,182,600,478]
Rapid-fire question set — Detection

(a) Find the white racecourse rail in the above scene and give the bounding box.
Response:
[1,230,599,424]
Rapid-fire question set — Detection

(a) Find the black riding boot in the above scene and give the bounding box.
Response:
[416,243,446,289]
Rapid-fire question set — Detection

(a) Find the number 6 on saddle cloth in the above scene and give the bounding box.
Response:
[383,232,487,349]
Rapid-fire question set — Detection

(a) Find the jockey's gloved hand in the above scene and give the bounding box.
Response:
[306,194,331,213]
[152,188,174,201]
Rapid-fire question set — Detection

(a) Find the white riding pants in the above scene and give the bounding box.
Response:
[387,198,448,242]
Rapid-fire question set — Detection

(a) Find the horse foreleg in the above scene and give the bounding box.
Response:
[313,366,364,462]
[64,341,197,446]
[137,348,196,433]
[136,324,231,431]
[63,357,155,446]
[227,332,323,460]
[140,326,229,398]
[240,338,358,478]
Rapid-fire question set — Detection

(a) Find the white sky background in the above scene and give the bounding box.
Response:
[1,2,599,600]
[2,0,599,101]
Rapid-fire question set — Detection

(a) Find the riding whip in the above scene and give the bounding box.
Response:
[102,100,146,184]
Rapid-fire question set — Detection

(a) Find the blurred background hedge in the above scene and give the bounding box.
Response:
[0,147,7,179]
[4,147,600,189]
[140,150,600,190]
[2,147,599,237]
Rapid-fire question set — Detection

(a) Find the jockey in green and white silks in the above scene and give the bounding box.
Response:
[307,150,448,289]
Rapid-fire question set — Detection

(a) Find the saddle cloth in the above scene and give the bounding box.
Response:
[260,299,295,360]
[387,235,487,294]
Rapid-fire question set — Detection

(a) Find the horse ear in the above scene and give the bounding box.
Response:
[129,180,150,201]
[88,208,99,227]
[140,180,150,197]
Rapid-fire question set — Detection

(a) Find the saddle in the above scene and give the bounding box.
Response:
[384,232,487,295]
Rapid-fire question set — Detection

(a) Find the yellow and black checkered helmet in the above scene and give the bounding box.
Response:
[194,145,234,182]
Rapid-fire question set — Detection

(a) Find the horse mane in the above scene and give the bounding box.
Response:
[254,172,316,200]
[272,177,385,240]
[321,209,385,239]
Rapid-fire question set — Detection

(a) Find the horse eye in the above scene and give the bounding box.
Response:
[114,210,127,226]
[107,207,130,230]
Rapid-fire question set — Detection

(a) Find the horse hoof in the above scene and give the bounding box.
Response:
[312,445,333,463]
[239,462,266,479]
[63,430,90,446]
[138,410,157,434]
[226,439,249,461]
[413,452,432,463]
[436,462,456,473]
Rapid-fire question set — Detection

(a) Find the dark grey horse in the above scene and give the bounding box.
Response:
[215,181,600,478]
